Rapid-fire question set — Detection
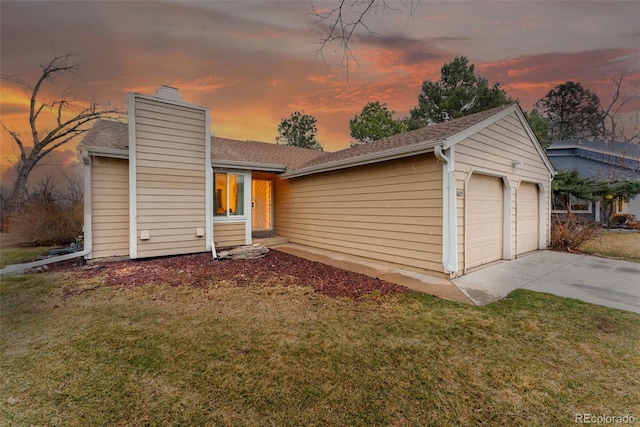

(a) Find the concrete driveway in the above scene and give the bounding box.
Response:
[453,251,640,314]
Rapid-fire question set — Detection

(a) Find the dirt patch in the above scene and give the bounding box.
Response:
[47,249,409,299]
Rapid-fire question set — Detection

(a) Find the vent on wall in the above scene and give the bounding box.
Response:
[156,85,183,102]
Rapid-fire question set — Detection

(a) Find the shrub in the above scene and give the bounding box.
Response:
[10,199,83,247]
[549,213,598,252]
[612,213,635,226]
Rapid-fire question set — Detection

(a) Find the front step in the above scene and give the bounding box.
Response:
[253,236,289,247]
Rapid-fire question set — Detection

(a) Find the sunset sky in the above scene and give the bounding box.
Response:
[1,0,639,189]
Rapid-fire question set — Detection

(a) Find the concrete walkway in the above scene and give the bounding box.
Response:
[453,251,640,314]
[267,241,639,314]
[272,243,472,304]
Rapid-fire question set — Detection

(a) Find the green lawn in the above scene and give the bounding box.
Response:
[0,245,51,269]
[0,233,52,268]
[2,273,638,426]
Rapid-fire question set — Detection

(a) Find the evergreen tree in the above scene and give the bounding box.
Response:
[349,101,406,145]
[535,81,602,140]
[408,56,512,129]
[276,111,323,151]
[524,109,553,149]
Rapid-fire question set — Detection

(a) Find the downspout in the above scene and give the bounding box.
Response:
[1,151,93,275]
[434,144,458,275]
[0,244,92,275]
[204,107,215,259]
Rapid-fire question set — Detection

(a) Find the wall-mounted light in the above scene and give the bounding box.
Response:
[512,160,524,168]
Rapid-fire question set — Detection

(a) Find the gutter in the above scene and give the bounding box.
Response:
[81,145,129,159]
[434,143,458,275]
[212,159,287,173]
[282,140,439,179]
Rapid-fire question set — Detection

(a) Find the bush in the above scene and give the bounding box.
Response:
[549,213,598,252]
[612,213,635,226]
[10,199,83,247]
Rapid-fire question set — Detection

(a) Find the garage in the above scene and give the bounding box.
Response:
[517,182,539,255]
[79,98,555,278]
[466,174,504,269]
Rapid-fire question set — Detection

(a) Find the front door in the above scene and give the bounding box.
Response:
[252,179,273,232]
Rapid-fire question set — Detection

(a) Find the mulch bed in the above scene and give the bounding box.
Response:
[45,249,409,299]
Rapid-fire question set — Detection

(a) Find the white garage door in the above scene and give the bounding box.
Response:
[467,174,503,269]
[517,182,539,255]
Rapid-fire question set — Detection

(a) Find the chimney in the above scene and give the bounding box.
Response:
[156,85,183,102]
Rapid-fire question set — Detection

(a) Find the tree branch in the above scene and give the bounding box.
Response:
[310,0,419,80]
[36,131,86,164]
[2,53,123,212]
[600,63,640,143]
[0,121,27,164]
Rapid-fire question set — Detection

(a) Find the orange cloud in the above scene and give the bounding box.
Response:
[126,74,243,95]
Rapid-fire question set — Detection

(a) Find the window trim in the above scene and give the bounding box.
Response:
[214,171,247,219]
[551,193,592,214]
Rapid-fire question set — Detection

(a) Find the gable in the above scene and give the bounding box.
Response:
[443,106,554,175]
[454,111,554,179]
[284,104,554,179]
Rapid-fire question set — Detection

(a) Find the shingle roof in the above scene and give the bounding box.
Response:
[549,156,640,181]
[79,120,325,171]
[81,104,517,175]
[548,139,640,181]
[549,139,640,160]
[295,104,513,170]
[212,137,325,170]
[81,119,129,150]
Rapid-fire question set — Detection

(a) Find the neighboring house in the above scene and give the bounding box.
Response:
[547,139,640,222]
[78,86,554,278]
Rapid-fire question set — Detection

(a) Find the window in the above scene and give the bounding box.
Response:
[552,193,591,212]
[214,173,245,216]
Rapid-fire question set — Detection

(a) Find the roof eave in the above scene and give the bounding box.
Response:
[212,159,287,173]
[281,140,439,179]
[80,145,129,159]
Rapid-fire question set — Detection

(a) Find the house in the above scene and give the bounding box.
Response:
[78,86,555,278]
[547,139,640,222]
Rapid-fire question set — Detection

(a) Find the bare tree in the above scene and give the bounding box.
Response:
[600,63,640,144]
[58,170,84,205]
[1,53,121,213]
[311,0,419,79]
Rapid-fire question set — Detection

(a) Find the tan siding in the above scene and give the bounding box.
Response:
[455,112,552,274]
[134,98,207,258]
[91,157,129,258]
[213,222,246,248]
[276,155,444,274]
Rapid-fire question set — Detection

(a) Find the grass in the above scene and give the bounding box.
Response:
[0,233,54,268]
[580,230,640,263]
[2,273,639,426]
[0,245,51,268]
